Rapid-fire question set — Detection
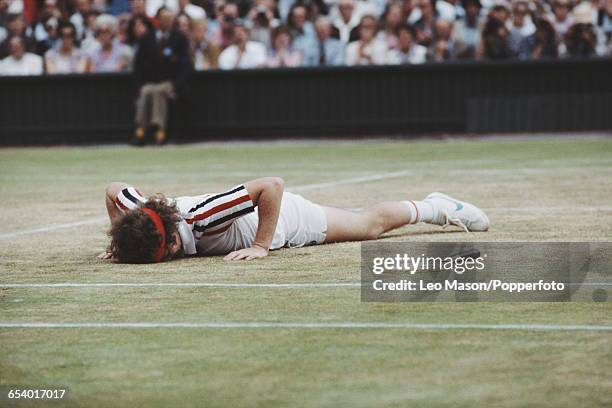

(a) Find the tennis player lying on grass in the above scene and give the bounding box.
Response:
[99,178,490,263]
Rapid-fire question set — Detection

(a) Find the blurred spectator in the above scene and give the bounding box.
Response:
[79,10,102,53]
[266,24,301,67]
[130,0,148,17]
[311,15,344,65]
[191,17,219,69]
[175,12,192,37]
[0,0,7,43]
[480,15,512,59]
[33,0,62,44]
[0,35,43,74]
[428,18,454,61]
[414,0,438,46]
[89,14,131,72]
[44,20,89,73]
[218,23,266,68]
[599,0,612,54]
[563,21,598,57]
[126,13,152,46]
[133,7,192,144]
[508,0,535,55]
[388,23,427,63]
[179,0,206,20]
[70,0,91,39]
[549,0,574,38]
[333,0,361,43]
[452,0,482,58]
[409,0,457,23]
[300,0,330,22]
[116,13,131,43]
[400,0,415,23]
[518,16,558,59]
[35,15,59,54]
[378,2,402,49]
[210,2,239,49]
[288,4,317,64]
[146,0,179,17]
[247,0,278,49]
[562,2,600,57]
[345,14,387,65]
[0,13,36,58]
[488,0,510,24]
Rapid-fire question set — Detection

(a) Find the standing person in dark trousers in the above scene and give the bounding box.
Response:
[132,7,192,145]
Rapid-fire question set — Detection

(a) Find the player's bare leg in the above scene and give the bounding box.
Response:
[323,203,414,242]
[323,193,489,243]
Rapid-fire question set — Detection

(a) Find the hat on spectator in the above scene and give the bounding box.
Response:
[552,0,570,6]
[572,1,594,24]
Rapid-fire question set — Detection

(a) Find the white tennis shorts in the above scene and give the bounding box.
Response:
[196,192,327,255]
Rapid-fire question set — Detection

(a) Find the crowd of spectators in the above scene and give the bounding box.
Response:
[0,0,611,75]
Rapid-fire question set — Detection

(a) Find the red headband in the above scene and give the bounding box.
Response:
[142,208,166,263]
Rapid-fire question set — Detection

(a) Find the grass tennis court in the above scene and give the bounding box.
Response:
[1,136,611,407]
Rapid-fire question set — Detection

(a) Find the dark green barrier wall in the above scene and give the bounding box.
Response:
[1,58,611,145]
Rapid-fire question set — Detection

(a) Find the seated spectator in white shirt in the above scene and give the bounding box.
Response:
[0,36,43,75]
[0,13,37,59]
[333,0,362,43]
[452,0,482,59]
[345,14,388,65]
[548,0,574,38]
[44,21,89,74]
[387,23,427,64]
[266,25,302,67]
[219,24,267,69]
[508,0,535,55]
[89,14,131,72]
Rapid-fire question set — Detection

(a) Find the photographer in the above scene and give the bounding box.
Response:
[247,0,279,49]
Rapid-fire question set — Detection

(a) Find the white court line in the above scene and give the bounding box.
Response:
[0,322,611,331]
[0,283,360,288]
[484,207,612,213]
[0,218,107,240]
[1,282,609,288]
[288,171,412,192]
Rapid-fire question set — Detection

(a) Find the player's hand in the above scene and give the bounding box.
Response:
[223,245,269,261]
[97,251,114,260]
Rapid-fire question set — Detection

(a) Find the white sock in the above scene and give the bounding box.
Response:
[403,200,434,224]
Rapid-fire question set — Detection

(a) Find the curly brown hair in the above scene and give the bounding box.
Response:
[110,195,182,263]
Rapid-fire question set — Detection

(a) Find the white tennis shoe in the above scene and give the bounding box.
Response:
[424,192,490,232]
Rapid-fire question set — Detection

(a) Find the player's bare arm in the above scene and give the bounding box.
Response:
[104,182,133,224]
[224,177,284,261]
[98,182,133,259]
